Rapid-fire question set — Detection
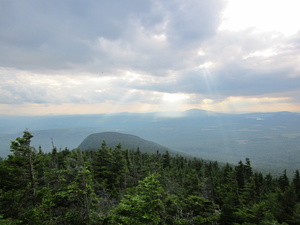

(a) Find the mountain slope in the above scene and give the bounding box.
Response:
[1,110,300,175]
[78,132,176,155]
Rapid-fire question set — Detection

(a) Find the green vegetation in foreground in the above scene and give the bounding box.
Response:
[0,130,300,224]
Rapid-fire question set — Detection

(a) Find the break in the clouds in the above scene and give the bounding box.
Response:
[0,0,300,115]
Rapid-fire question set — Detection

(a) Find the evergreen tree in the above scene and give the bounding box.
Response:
[293,170,300,201]
[0,131,38,222]
[8,130,37,193]
[108,173,166,225]
[278,170,289,191]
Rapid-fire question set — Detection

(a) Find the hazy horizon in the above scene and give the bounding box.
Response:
[0,108,299,118]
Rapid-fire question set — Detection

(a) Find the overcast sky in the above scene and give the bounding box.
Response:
[1,0,300,115]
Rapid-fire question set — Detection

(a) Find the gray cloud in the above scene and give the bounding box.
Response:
[0,0,299,113]
[172,30,300,98]
[0,0,224,72]
[166,0,224,46]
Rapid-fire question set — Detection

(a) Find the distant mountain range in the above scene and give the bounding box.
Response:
[1,109,300,175]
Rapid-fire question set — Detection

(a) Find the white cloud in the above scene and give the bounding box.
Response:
[243,49,277,59]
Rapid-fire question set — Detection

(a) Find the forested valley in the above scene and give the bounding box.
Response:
[1,131,300,224]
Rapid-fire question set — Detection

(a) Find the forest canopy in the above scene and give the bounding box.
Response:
[0,131,300,224]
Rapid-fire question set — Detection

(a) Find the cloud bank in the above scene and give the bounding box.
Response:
[0,0,299,115]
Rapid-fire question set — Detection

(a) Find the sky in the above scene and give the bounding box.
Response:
[0,0,300,115]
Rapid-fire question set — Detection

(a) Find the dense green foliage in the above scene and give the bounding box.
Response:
[0,131,300,224]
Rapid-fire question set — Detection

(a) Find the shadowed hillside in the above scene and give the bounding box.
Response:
[78,132,178,155]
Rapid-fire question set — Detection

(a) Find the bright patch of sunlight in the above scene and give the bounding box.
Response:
[220,0,300,35]
[153,34,167,41]
[156,93,191,117]
[198,62,215,69]
[162,93,189,103]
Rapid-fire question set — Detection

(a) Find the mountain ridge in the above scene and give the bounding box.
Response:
[77,131,181,155]
[1,110,300,175]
